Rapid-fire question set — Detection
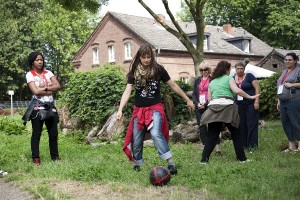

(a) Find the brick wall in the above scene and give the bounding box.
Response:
[73,18,265,80]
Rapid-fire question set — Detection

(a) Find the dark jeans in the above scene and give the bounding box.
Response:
[31,110,59,160]
[237,102,259,149]
[195,107,220,145]
[201,122,246,162]
[280,99,300,141]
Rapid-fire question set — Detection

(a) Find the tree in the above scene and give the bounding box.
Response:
[54,0,109,13]
[262,0,300,49]
[188,0,300,49]
[0,1,44,101]
[138,0,207,77]
[33,0,99,86]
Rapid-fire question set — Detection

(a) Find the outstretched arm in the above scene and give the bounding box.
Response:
[229,79,260,99]
[166,80,195,111]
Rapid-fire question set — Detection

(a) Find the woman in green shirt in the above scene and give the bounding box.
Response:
[200,61,260,164]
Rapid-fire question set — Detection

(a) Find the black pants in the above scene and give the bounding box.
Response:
[31,110,59,160]
[237,102,259,149]
[195,107,220,145]
[201,122,246,162]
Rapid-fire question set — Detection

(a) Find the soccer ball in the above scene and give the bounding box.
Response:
[149,166,171,186]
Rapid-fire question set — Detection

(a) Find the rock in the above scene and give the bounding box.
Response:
[97,112,125,141]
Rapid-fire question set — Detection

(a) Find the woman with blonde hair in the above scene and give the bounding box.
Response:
[192,61,221,156]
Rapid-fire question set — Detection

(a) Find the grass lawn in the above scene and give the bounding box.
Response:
[0,116,299,199]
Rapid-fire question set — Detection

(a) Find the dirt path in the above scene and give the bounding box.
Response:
[0,179,34,200]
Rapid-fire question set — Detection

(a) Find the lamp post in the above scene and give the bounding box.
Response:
[7,90,14,116]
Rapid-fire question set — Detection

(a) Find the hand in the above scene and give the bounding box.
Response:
[254,101,259,110]
[250,94,260,100]
[198,103,205,109]
[187,99,195,111]
[284,82,293,88]
[116,111,122,120]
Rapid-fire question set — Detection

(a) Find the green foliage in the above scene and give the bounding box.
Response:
[161,80,193,128]
[178,0,300,49]
[54,0,108,13]
[33,0,100,86]
[0,0,103,101]
[59,64,126,128]
[1,119,299,199]
[0,0,44,101]
[259,73,281,120]
[262,0,300,49]
[0,116,28,135]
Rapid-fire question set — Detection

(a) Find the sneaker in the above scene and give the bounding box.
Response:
[0,170,8,176]
[133,165,140,171]
[199,161,208,165]
[239,159,251,163]
[51,156,61,161]
[33,158,41,166]
[167,165,178,175]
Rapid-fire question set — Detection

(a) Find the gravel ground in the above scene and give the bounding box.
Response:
[0,179,34,200]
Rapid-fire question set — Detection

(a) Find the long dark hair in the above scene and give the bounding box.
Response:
[211,61,231,80]
[28,51,45,69]
[127,43,159,79]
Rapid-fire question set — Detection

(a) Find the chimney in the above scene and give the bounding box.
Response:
[223,24,232,35]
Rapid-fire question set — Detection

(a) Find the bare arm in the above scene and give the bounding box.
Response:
[47,76,61,92]
[27,75,61,96]
[252,79,260,110]
[166,80,195,111]
[229,79,260,99]
[208,87,212,102]
[116,84,133,119]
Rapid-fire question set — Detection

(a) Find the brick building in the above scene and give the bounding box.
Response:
[72,12,273,80]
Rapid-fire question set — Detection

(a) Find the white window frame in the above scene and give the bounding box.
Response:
[180,77,188,84]
[92,48,99,64]
[124,43,132,60]
[203,36,208,50]
[108,45,115,62]
[243,40,250,53]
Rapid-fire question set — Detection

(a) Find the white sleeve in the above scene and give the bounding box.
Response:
[25,72,35,83]
[46,70,55,79]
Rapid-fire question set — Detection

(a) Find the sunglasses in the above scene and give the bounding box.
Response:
[200,69,209,72]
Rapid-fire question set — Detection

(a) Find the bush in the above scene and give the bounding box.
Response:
[259,73,281,120]
[161,80,193,128]
[59,64,126,128]
[0,116,28,135]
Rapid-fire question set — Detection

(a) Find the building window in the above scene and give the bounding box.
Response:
[243,40,250,53]
[204,36,208,50]
[108,45,115,63]
[124,43,132,60]
[180,77,189,84]
[92,48,99,64]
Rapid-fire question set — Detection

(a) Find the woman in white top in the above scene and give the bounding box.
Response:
[23,51,61,165]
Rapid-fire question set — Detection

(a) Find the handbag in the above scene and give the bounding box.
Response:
[38,108,56,121]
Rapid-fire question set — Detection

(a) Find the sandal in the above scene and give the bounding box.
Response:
[282,148,296,153]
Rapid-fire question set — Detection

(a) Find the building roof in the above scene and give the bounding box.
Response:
[109,12,272,56]
[257,48,300,66]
